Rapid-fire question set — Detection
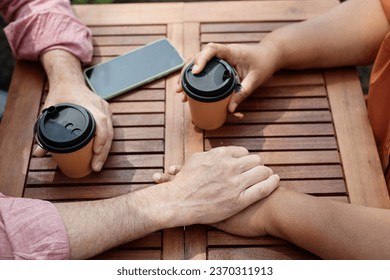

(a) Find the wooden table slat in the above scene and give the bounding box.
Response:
[29,154,163,170]
[0,62,45,197]
[113,127,164,140]
[325,69,390,208]
[208,247,319,260]
[110,89,165,102]
[205,136,338,151]
[26,169,162,185]
[92,250,161,260]
[201,22,293,33]
[201,32,267,43]
[263,72,324,87]
[238,97,330,111]
[258,150,340,165]
[272,165,343,180]
[93,34,166,46]
[253,85,327,98]
[110,101,165,114]
[208,231,288,246]
[109,140,164,154]
[226,110,332,124]
[24,184,151,200]
[279,179,346,194]
[89,25,167,36]
[205,123,335,138]
[112,113,165,127]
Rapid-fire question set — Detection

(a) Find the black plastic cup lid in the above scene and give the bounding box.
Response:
[35,103,96,153]
[182,57,237,102]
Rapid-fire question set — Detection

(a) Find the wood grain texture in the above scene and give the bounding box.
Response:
[0,62,45,197]
[162,23,186,260]
[325,69,390,208]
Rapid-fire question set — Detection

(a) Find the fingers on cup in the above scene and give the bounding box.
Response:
[229,87,249,113]
[92,111,114,172]
[193,43,222,74]
[229,72,259,113]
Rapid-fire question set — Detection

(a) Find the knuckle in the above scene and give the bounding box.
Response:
[240,146,249,154]
[206,42,217,50]
[255,154,263,165]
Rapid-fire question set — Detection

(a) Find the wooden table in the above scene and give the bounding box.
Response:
[1,0,389,260]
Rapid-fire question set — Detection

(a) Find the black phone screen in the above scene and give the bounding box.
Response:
[84,39,184,100]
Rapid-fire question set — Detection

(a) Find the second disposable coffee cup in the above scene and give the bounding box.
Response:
[35,103,96,178]
[181,57,239,130]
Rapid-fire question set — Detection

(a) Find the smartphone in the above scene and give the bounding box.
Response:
[84,38,185,100]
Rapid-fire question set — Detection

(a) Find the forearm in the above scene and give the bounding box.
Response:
[40,49,86,90]
[265,188,390,259]
[54,146,279,259]
[54,183,176,260]
[265,0,390,70]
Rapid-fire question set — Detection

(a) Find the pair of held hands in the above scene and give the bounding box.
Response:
[152,146,280,237]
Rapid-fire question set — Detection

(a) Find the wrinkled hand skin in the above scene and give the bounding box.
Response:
[153,146,279,226]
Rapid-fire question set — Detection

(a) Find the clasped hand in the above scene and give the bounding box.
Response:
[154,146,279,231]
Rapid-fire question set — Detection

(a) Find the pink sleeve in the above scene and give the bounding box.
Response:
[0,193,70,260]
[0,0,92,64]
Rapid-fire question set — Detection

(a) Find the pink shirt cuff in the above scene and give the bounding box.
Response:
[2,0,92,64]
[0,193,70,260]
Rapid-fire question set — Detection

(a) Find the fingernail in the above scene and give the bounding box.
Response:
[153,173,161,182]
[168,165,176,174]
[229,102,238,113]
[94,162,103,172]
[192,65,200,73]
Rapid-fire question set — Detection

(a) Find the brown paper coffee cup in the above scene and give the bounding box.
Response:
[187,94,231,130]
[35,103,96,178]
[51,138,94,178]
[181,57,239,130]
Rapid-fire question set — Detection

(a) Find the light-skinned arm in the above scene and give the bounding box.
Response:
[37,49,114,172]
[1,0,113,172]
[152,166,390,259]
[212,187,390,259]
[178,0,390,112]
[54,146,279,259]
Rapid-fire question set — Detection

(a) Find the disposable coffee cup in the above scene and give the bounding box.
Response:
[35,103,96,178]
[181,57,240,130]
